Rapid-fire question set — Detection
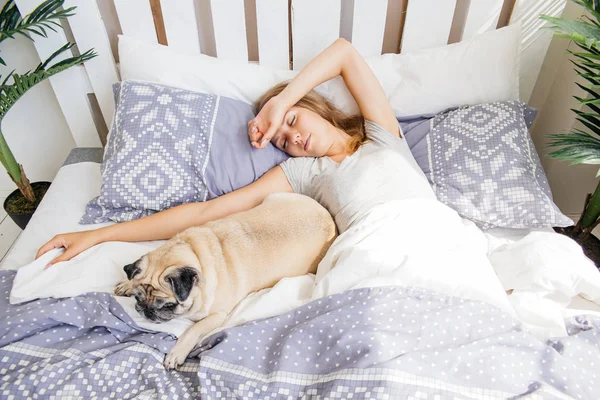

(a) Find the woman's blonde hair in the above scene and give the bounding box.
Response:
[255,82,368,154]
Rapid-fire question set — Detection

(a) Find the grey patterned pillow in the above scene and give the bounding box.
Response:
[406,101,572,229]
[81,80,288,223]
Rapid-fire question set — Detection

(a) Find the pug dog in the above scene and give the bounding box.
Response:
[114,193,337,370]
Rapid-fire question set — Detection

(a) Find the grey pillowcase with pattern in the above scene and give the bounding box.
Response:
[81,80,288,224]
[402,101,572,229]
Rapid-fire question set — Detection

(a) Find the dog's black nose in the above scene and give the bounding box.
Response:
[143,308,157,321]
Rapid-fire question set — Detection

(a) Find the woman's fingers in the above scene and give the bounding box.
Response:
[248,99,286,149]
[249,117,272,148]
[255,123,279,149]
[45,249,73,269]
[36,236,63,259]
[248,117,262,145]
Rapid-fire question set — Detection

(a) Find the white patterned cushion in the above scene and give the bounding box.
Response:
[417,101,572,229]
[81,81,218,223]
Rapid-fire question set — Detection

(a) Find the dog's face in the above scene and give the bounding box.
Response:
[115,240,204,323]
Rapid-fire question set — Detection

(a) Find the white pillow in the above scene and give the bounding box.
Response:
[117,35,358,114]
[370,23,521,116]
[118,24,520,117]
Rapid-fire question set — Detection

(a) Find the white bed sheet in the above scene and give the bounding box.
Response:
[3,162,600,340]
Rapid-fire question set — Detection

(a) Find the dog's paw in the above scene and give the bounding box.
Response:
[163,346,189,370]
[114,281,132,296]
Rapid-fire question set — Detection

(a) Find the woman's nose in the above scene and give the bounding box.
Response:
[293,132,301,144]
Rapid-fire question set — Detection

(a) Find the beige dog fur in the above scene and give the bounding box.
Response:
[114,193,337,370]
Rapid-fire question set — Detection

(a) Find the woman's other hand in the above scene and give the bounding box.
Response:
[36,231,103,268]
[248,96,288,149]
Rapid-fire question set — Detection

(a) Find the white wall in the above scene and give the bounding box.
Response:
[528,1,599,219]
[0,29,75,193]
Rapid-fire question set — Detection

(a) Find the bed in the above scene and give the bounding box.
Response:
[3,0,600,399]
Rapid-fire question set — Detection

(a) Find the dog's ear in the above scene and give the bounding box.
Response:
[123,261,140,280]
[166,267,199,302]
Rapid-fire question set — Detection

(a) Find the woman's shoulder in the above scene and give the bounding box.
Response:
[364,119,404,144]
[280,156,323,177]
[281,156,319,168]
[279,156,326,197]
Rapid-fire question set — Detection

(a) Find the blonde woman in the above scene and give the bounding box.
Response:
[37,38,434,265]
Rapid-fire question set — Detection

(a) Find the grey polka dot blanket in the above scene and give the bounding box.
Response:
[1,271,599,399]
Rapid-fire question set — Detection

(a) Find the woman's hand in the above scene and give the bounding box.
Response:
[36,230,103,268]
[248,96,288,149]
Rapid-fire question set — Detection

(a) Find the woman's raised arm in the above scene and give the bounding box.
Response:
[249,38,398,148]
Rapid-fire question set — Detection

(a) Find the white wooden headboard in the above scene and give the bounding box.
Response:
[14,0,566,148]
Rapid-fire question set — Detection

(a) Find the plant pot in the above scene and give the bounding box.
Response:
[3,181,51,230]
[554,226,600,270]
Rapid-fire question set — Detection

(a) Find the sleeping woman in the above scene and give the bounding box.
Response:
[36,38,435,265]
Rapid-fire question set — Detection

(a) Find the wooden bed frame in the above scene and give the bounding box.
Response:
[14,0,566,148]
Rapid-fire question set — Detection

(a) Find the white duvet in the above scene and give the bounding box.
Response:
[5,163,600,341]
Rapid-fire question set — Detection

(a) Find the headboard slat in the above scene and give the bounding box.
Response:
[256,0,289,69]
[113,0,158,44]
[291,0,341,70]
[64,0,120,130]
[160,0,202,54]
[150,0,167,45]
[351,0,388,58]
[211,0,248,61]
[401,0,458,53]
[462,0,504,40]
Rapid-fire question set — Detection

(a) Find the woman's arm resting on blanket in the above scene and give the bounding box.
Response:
[38,166,292,266]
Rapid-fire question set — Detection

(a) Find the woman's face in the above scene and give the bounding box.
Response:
[271,106,331,157]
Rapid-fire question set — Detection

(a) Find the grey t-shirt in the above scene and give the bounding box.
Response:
[279,120,435,233]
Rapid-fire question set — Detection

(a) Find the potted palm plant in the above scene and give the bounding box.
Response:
[542,0,600,267]
[0,0,96,229]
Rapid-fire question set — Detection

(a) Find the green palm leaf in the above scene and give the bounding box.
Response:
[0,47,96,121]
[573,0,600,22]
[576,59,600,70]
[541,15,600,48]
[569,51,600,61]
[576,41,600,55]
[0,0,75,66]
[570,59,600,86]
[547,131,600,146]
[547,142,600,165]
[584,101,600,115]
[573,109,600,134]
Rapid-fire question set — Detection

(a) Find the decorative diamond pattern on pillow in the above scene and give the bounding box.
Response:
[81,81,218,223]
[425,101,572,229]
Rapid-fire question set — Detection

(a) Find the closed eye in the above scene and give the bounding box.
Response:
[283,139,287,149]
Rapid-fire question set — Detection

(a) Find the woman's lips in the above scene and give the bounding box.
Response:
[304,134,311,151]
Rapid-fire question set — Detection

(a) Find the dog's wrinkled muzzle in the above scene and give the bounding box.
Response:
[135,302,175,323]
[135,302,158,321]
